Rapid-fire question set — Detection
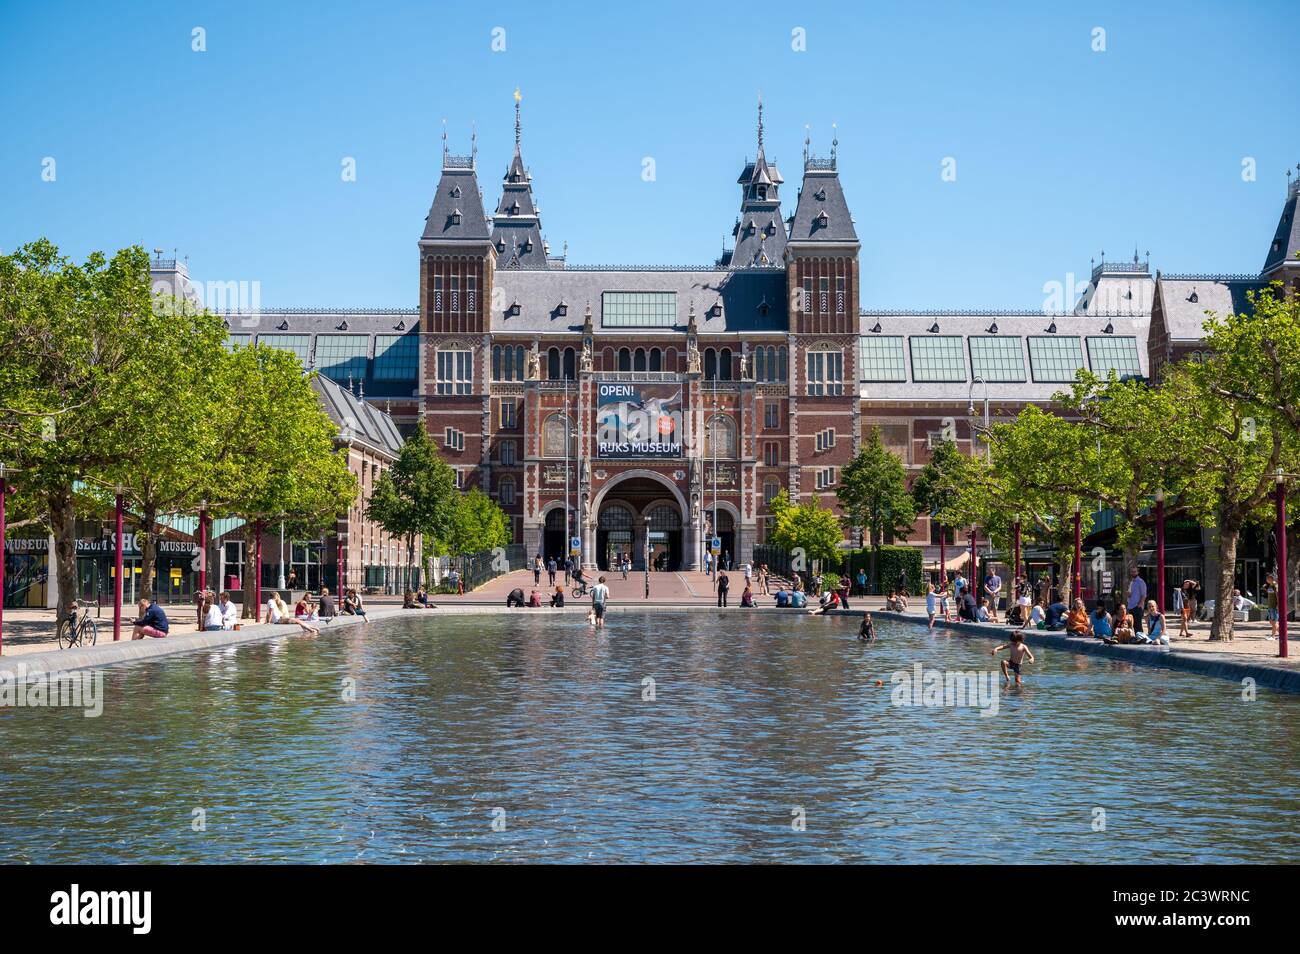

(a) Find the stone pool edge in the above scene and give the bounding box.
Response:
[836,608,1300,694]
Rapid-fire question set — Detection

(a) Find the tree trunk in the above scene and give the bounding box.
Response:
[138,503,158,600]
[1056,549,1073,605]
[1209,520,1241,641]
[241,523,258,619]
[47,487,78,619]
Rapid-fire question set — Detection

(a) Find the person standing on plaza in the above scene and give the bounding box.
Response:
[1178,578,1202,638]
[717,570,730,607]
[856,567,868,598]
[757,564,769,596]
[1126,566,1148,635]
[704,550,712,577]
[590,575,610,629]
[837,576,851,611]
[564,555,573,585]
[546,556,557,587]
[1264,572,1280,639]
[925,583,938,629]
[742,560,753,590]
[984,568,1003,623]
[621,553,629,581]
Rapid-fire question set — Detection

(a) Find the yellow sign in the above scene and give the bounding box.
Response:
[170,568,182,581]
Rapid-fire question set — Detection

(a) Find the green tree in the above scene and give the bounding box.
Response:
[206,344,357,614]
[837,427,915,591]
[769,490,843,577]
[445,487,510,557]
[0,241,158,617]
[366,424,458,578]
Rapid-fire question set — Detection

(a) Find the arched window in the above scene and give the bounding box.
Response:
[705,414,736,458]
[704,348,717,380]
[547,347,561,380]
[649,348,662,372]
[777,345,788,381]
[563,347,576,380]
[645,505,681,531]
[618,348,631,372]
[542,413,576,457]
[754,347,765,382]
[598,505,634,530]
[634,348,647,371]
[492,345,502,381]
[719,348,733,381]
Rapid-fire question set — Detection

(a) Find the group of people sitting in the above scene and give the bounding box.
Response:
[401,587,437,609]
[1058,597,1168,645]
[263,586,368,635]
[507,585,567,607]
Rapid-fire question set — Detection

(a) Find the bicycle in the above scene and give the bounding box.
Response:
[57,599,99,649]
[571,582,590,599]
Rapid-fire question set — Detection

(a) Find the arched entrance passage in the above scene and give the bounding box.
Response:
[592,472,688,571]
[708,507,735,569]
[543,506,568,564]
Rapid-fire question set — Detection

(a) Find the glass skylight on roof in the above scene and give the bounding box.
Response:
[1027,335,1085,382]
[258,334,312,366]
[224,334,250,352]
[374,334,419,380]
[314,334,369,382]
[968,336,1026,382]
[602,291,677,327]
[858,335,907,381]
[909,335,967,382]
[1086,336,1143,379]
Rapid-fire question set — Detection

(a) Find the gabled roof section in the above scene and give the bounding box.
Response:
[421,134,490,243]
[1154,275,1261,341]
[490,91,551,269]
[312,373,405,459]
[1261,169,1300,277]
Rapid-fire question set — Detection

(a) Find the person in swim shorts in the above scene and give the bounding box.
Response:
[992,631,1035,686]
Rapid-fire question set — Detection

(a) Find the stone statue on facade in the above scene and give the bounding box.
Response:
[526,347,541,380]
[687,340,701,375]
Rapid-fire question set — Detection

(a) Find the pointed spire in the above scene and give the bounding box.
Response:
[441,118,448,164]
[831,122,838,167]
[514,87,522,151]
[803,124,811,166]
[756,91,764,153]
[471,121,477,164]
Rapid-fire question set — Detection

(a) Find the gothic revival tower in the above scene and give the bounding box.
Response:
[785,129,860,507]
[726,97,787,268]
[419,128,494,487]
[1262,164,1300,294]
[491,90,551,269]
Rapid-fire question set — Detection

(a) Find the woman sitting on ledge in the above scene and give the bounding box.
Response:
[266,592,320,635]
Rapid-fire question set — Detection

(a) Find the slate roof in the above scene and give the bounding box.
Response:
[1261,183,1300,276]
[490,267,789,334]
[729,144,787,268]
[1154,276,1261,341]
[312,373,406,458]
[421,160,490,243]
[788,166,858,245]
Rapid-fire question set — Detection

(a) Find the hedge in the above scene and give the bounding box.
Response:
[839,546,924,595]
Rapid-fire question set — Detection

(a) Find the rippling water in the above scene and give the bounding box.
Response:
[1,612,1297,864]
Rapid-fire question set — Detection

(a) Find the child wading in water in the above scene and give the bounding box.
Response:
[858,612,876,642]
[991,632,1036,687]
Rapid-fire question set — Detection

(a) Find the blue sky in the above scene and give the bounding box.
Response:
[2,0,1296,309]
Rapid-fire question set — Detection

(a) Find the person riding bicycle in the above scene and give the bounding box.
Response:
[573,565,588,596]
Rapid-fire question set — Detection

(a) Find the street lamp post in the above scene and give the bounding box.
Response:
[113,485,124,641]
[254,519,264,616]
[564,381,571,569]
[967,376,990,463]
[1012,513,1021,585]
[1277,469,1289,659]
[937,520,946,590]
[278,519,286,591]
[1155,489,1166,615]
[1073,500,1083,602]
[0,464,7,654]
[712,395,719,573]
[969,528,978,591]
[198,499,208,595]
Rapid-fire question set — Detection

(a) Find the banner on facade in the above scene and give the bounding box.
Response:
[595,382,683,459]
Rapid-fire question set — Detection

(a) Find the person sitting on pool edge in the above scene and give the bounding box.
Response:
[550,585,565,608]
[131,597,169,639]
[506,587,527,608]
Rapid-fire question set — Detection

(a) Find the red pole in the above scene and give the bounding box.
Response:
[254,519,263,618]
[113,489,124,641]
[0,471,7,655]
[938,521,946,589]
[198,505,208,594]
[1071,509,1081,597]
[1155,494,1166,616]
[969,529,977,591]
[1073,506,1083,601]
[1278,479,1289,659]
[1012,518,1022,583]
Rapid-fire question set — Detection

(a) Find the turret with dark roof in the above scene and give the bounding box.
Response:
[1261,165,1300,279]
[727,97,787,269]
[490,90,551,269]
[421,127,490,243]
[788,128,858,247]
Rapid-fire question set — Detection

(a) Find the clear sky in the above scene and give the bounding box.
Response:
[2,1,1296,309]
